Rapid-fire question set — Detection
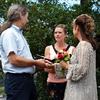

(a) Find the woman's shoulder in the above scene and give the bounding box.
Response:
[45,45,54,53]
[68,45,75,54]
[45,45,52,49]
[69,45,75,50]
[78,41,94,52]
[79,41,92,48]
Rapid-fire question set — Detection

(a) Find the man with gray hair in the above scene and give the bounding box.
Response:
[0,4,47,100]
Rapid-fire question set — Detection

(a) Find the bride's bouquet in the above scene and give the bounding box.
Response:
[53,49,70,63]
[53,49,70,79]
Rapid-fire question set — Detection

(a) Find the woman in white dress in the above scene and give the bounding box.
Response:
[60,14,98,100]
[44,24,75,100]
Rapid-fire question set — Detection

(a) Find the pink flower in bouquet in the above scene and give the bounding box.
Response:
[54,49,70,63]
[57,52,64,59]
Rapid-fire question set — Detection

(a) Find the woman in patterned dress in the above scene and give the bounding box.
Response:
[59,14,98,100]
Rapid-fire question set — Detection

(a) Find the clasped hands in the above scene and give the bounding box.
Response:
[44,60,69,73]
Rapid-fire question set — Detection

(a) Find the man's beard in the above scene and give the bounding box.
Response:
[21,23,29,31]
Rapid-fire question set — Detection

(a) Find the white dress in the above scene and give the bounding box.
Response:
[64,41,98,100]
[47,45,75,83]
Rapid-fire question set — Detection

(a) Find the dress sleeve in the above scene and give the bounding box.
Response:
[67,42,91,81]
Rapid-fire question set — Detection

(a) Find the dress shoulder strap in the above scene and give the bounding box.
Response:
[52,44,58,54]
[66,45,70,51]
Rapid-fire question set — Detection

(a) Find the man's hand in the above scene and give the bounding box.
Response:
[44,60,55,73]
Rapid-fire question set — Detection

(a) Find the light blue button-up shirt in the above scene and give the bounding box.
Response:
[0,25,35,74]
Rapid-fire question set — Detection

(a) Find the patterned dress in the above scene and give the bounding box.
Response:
[64,41,98,100]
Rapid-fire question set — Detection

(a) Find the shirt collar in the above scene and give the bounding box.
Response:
[11,24,23,33]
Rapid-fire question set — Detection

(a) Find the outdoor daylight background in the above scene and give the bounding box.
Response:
[0,0,100,100]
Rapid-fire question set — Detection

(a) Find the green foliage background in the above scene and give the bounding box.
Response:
[0,0,100,99]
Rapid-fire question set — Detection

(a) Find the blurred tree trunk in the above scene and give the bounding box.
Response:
[80,0,91,5]
[95,34,100,69]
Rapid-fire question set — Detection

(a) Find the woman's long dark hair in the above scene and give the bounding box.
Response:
[73,14,97,50]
